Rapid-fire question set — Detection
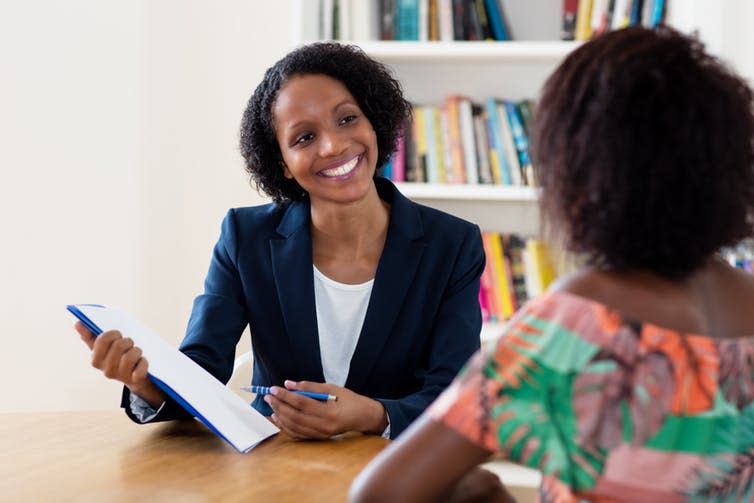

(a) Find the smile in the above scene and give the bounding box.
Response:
[318,154,362,178]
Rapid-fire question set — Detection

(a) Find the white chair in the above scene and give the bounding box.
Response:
[227,350,254,398]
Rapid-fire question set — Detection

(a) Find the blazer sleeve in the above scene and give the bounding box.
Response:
[375,224,484,438]
[121,209,249,423]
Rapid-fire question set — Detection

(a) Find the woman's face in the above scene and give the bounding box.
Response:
[272,73,379,206]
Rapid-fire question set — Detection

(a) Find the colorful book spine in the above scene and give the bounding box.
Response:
[473,109,493,184]
[496,100,523,186]
[483,0,509,41]
[412,105,428,182]
[504,101,533,186]
[422,106,440,183]
[490,233,515,319]
[485,97,511,185]
[562,0,579,40]
[575,0,593,41]
[393,127,406,182]
[397,0,420,40]
[458,97,479,185]
[445,95,466,184]
[480,232,502,321]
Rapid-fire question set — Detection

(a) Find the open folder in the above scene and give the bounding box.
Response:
[67,304,279,453]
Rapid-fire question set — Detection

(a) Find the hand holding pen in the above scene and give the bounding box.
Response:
[254,380,389,440]
[241,385,337,402]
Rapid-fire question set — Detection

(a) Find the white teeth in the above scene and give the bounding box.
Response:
[321,156,359,177]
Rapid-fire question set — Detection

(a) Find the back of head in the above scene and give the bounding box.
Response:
[533,26,754,279]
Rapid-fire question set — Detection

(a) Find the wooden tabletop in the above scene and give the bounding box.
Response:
[0,411,389,502]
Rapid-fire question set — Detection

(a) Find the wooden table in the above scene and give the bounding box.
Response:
[0,411,388,502]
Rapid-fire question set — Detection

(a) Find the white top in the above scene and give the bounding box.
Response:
[312,265,374,386]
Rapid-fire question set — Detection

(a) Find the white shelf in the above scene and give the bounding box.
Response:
[346,40,581,62]
[395,183,538,202]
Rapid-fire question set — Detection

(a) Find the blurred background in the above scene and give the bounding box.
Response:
[2,0,752,413]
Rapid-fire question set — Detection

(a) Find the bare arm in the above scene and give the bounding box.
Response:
[350,414,512,503]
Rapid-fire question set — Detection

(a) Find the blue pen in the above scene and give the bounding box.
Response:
[241,385,337,402]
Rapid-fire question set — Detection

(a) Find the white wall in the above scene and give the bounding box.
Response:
[0,0,295,412]
[3,1,753,413]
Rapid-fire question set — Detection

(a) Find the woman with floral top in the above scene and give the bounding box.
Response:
[351,26,754,503]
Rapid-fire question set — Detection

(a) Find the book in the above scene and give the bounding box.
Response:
[485,97,512,184]
[438,0,454,41]
[397,0,420,40]
[504,101,533,186]
[575,0,593,41]
[444,95,466,184]
[483,0,510,41]
[380,0,396,39]
[496,100,523,186]
[472,107,493,184]
[562,0,579,40]
[458,97,480,185]
[351,0,378,40]
[67,304,279,453]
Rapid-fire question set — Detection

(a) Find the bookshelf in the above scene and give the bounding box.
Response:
[292,2,580,236]
[291,0,720,303]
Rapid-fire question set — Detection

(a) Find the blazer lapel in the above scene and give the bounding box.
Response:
[346,179,426,391]
[269,200,325,382]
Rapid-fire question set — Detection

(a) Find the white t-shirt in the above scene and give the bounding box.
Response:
[312,265,373,386]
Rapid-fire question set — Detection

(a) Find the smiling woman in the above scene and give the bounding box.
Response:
[73,42,486,443]
[273,73,379,208]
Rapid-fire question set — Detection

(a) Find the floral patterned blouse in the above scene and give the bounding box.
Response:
[429,290,754,502]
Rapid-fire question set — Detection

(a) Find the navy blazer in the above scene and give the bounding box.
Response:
[123,178,483,438]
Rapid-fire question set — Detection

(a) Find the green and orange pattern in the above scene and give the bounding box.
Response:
[429,290,754,502]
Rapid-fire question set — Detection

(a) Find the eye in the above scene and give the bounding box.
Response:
[339,114,358,126]
[293,132,314,146]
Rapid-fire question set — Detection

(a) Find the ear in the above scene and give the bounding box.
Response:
[281,161,293,179]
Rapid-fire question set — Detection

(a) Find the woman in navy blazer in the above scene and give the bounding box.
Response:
[76,42,483,440]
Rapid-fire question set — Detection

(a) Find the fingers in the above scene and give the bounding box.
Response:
[265,389,339,439]
[271,412,328,440]
[89,330,147,386]
[285,380,335,394]
[102,337,134,378]
[74,321,96,349]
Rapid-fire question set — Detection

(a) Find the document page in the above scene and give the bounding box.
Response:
[72,305,279,453]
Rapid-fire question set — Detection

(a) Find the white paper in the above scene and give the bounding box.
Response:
[75,305,279,453]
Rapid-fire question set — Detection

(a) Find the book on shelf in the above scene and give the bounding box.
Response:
[562,0,579,40]
[312,0,669,42]
[479,231,560,323]
[385,94,536,186]
[396,0,420,40]
[572,0,668,41]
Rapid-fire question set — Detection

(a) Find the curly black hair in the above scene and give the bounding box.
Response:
[532,26,754,279]
[239,42,411,204]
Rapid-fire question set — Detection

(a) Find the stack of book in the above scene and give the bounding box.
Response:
[479,232,556,323]
[311,0,669,42]
[314,0,512,41]
[563,0,667,41]
[383,96,535,186]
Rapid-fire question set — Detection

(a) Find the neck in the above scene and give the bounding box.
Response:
[310,183,390,261]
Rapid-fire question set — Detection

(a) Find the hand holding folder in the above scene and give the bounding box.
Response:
[68,304,279,453]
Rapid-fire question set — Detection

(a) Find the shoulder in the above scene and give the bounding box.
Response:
[222,202,290,236]
[380,177,480,247]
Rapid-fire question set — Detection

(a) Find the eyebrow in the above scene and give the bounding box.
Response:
[284,99,359,132]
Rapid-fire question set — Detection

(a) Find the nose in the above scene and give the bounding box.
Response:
[318,128,347,157]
